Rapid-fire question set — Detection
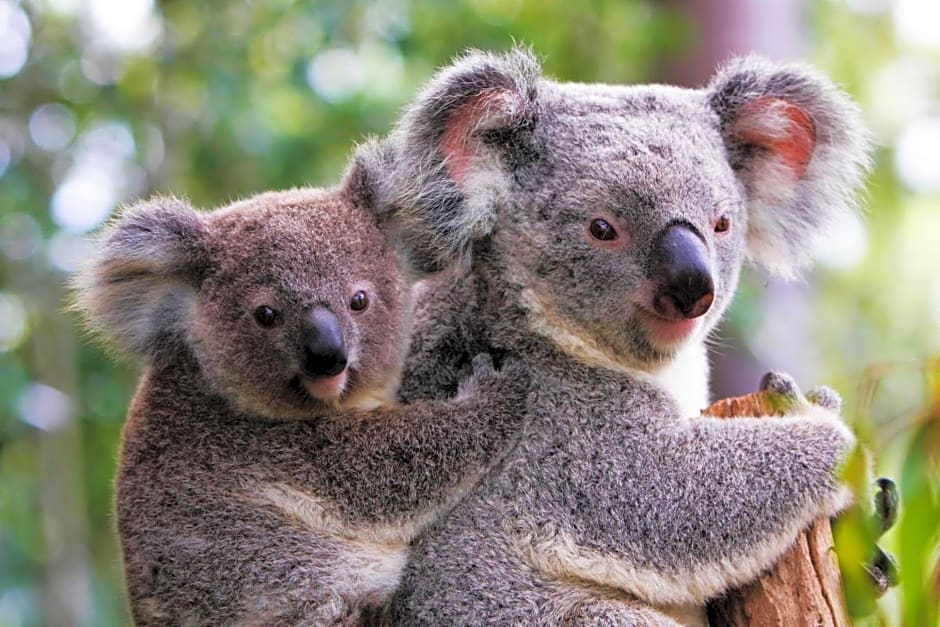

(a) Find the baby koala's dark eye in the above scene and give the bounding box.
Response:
[350,290,369,312]
[589,218,618,242]
[253,305,279,328]
[714,214,732,234]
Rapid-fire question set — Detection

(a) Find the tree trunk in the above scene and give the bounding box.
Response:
[702,392,850,627]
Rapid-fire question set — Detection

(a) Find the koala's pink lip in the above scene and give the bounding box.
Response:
[636,309,698,346]
[299,371,348,401]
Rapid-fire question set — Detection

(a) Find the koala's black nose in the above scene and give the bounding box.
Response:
[650,224,715,321]
[301,308,348,377]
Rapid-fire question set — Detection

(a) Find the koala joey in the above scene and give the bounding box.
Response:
[366,50,873,625]
[74,158,529,625]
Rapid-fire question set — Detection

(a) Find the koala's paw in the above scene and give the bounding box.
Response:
[807,385,843,413]
[865,544,900,596]
[457,353,530,404]
[760,373,855,457]
[456,354,494,400]
[839,477,900,605]
[872,477,900,537]
[759,370,804,414]
[866,478,901,595]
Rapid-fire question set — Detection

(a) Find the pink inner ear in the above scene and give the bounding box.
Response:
[735,97,817,178]
[439,89,508,186]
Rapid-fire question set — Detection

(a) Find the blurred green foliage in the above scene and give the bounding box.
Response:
[0,0,937,625]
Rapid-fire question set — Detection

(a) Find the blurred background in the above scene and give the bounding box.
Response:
[0,0,937,625]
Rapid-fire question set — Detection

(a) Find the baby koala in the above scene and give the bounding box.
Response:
[74,156,527,625]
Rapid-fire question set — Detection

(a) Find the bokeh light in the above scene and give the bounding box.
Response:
[0,140,10,177]
[867,56,934,137]
[86,0,161,53]
[50,121,143,234]
[843,0,889,15]
[28,104,76,152]
[306,48,365,103]
[895,116,940,193]
[893,0,940,49]
[0,0,31,79]
[815,211,869,270]
[47,230,93,274]
[0,291,29,353]
[359,42,405,100]
[16,383,72,432]
[0,213,42,261]
[50,167,120,234]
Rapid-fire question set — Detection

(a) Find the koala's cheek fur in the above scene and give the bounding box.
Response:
[340,282,415,411]
[190,295,300,420]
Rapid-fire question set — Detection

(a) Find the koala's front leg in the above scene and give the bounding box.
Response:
[314,355,529,527]
[625,391,856,604]
[562,598,683,627]
[758,373,900,596]
[397,273,482,403]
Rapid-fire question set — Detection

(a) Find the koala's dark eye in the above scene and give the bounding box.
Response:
[589,218,618,242]
[714,214,732,234]
[350,290,369,312]
[253,305,279,328]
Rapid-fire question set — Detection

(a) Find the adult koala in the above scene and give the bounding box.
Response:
[367,49,871,625]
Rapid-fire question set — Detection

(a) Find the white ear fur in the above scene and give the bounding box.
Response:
[73,196,210,359]
[379,48,541,272]
[708,56,871,278]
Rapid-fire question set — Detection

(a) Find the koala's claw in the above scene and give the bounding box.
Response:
[459,353,530,401]
[457,353,494,399]
[872,477,899,537]
[759,371,800,397]
[758,371,805,414]
[865,545,900,596]
[806,386,842,413]
[470,353,496,378]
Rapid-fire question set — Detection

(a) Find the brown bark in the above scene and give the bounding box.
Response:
[702,392,850,627]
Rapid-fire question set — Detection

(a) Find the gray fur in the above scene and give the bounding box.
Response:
[708,55,872,276]
[74,196,212,360]
[377,48,542,272]
[74,160,529,625]
[381,49,869,624]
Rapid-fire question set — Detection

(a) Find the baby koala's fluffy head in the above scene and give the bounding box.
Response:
[76,161,417,419]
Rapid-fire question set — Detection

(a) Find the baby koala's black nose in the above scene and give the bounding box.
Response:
[650,223,715,321]
[301,308,348,377]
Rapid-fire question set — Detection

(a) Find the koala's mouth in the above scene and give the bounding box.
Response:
[635,307,700,348]
[290,371,349,403]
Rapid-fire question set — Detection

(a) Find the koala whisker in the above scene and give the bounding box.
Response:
[288,376,315,403]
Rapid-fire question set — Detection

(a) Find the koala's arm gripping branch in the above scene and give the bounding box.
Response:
[702,391,850,627]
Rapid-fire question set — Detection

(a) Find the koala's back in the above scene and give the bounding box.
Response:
[116,359,405,626]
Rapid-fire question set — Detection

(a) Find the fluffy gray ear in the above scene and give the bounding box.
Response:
[708,56,872,277]
[73,196,212,359]
[343,138,434,278]
[379,47,541,272]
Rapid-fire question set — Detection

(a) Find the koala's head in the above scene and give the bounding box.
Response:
[76,161,419,420]
[380,49,870,370]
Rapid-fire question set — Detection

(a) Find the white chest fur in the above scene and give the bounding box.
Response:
[651,340,711,417]
[520,287,711,417]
